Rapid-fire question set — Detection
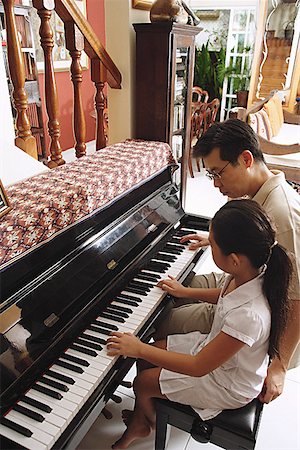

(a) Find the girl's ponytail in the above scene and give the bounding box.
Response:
[263,244,292,359]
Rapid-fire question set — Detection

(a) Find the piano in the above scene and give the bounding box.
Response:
[0,166,210,450]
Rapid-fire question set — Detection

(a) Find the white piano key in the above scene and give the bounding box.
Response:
[0,424,48,450]
[18,401,66,430]
[26,388,79,415]
[36,381,84,408]
[50,365,96,391]
[7,410,59,440]
[4,412,55,447]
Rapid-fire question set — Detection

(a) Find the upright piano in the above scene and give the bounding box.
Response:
[0,161,210,449]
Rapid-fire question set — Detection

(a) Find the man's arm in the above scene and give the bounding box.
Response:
[259,299,300,403]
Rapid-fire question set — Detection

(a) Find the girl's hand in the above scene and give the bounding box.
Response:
[157,275,187,297]
[106,332,142,358]
[180,233,209,250]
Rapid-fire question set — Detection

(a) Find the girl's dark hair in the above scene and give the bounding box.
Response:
[211,199,292,359]
[193,119,265,164]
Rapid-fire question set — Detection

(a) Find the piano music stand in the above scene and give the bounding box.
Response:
[155,398,263,450]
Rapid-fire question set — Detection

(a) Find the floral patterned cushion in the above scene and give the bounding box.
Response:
[0,140,176,268]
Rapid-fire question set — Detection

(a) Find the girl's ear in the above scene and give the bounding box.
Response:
[240,150,253,168]
[230,253,240,268]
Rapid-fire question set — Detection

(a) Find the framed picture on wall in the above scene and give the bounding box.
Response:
[0,180,12,219]
[132,0,154,10]
[30,0,88,72]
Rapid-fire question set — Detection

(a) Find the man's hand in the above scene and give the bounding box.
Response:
[106,332,142,358]
[258,358,286,403]
[180,233,209,250]
[157,275,188,297]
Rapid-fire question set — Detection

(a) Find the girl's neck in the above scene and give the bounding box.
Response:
[226,267,260,294]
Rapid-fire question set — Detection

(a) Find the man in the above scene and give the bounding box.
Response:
[156,119,300,404]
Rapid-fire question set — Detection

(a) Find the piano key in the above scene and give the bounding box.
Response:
[45,369,75,385]
[0,422,47,450]
[32,384,63,400]
[60,352,90,367]
[70,343,97,357]
[96,316,135,333]
[21,395,52,413]
[1,416,32,437]
[80,332,106,346]
[93,319,118,330]
[106,304,133,314]
[25,391,74,423]
[97,312,126,323]
[39,375,69,392]
[65,349,107,373]
[26,389,79,416]
[36,382,83,409]
[18,401,66,430]
[75,337,103,351]
[50,364,97,390]
[6,410,59,442]
[13,404,44,422]
[56,359,84,374]
[43,374,90,401]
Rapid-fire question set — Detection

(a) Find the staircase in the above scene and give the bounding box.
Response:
[2,0,122,167]
[259,36,292,98]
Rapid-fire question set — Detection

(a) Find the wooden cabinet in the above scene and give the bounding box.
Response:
[0,3,45,159]
[133,23,200,207]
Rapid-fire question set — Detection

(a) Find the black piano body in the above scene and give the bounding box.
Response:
[0,167,210,449]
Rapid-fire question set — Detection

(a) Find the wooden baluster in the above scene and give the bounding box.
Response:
[91,59,107,150]
[64,22,86,158]
[2,0,38,159]
[33,0,64,168]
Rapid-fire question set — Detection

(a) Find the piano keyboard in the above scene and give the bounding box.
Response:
[0,228,204,450]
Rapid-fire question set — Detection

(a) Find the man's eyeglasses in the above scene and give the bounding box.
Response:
[205,161,231,180]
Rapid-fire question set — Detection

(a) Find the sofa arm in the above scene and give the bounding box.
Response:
[258,135,300,155]
[283,109,300,125]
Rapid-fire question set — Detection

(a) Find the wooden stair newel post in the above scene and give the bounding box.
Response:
[33,0,64,168]
[2,0,38,159]
[91,59,107,150]
[65,21,86,158]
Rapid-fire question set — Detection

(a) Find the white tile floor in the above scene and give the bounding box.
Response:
[74,160,300,450]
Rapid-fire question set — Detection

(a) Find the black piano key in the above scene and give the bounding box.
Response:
[125,286,147,296]
[175,229,198,237]
[99,312,125,323]
[128,281,151,291]
[105,308,129,319]
[163,246,182,254]
[13,404,44,423]
[1,417,32,438]
[60,353,90,367]
[157,253,176,262]
[45,369,75,385]
[115,297,139,307]
[32,383,63,400]
[136,273,160,282]
[56,359,84,374]
[150,260,171,269]
[88,324,112,335]
[75,337,103,351]
[108,304,133,314]
[81,333,106,346]
[40,375,69,392]
[94,320,118,330]
[70,343,97,357]
[170,238,188,246]
[131,280,154,289]
[21,395,52,413]
[117,294,142,302]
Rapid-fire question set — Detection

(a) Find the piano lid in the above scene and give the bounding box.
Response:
[0,181,184,405]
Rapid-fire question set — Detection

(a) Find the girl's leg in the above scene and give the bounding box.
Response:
[122,340,167,425]
[112,367,165,449]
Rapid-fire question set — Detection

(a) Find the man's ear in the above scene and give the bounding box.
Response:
[240,150,253,168]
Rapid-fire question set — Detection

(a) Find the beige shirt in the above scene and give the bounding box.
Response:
[253,171,300,368]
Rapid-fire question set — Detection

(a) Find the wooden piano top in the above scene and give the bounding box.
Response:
[0,140,176,269]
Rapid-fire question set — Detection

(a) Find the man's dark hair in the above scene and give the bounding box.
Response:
[193,119,265,164]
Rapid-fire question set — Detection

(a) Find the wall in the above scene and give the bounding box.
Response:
[105,0,149,145]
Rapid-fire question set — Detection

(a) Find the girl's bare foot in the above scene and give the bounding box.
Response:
[112,419,151,449]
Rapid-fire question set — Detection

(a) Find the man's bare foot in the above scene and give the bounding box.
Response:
[112,420,151,449]
[121,409,133,426]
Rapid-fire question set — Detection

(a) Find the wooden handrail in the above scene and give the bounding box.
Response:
[54,0,122,89]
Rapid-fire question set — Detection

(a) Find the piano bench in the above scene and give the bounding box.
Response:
[155,398,264,450]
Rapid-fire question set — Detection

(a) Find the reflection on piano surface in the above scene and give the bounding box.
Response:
[0,167,210,449]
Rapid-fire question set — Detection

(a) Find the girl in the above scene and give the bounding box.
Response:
[107,199,292,450]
